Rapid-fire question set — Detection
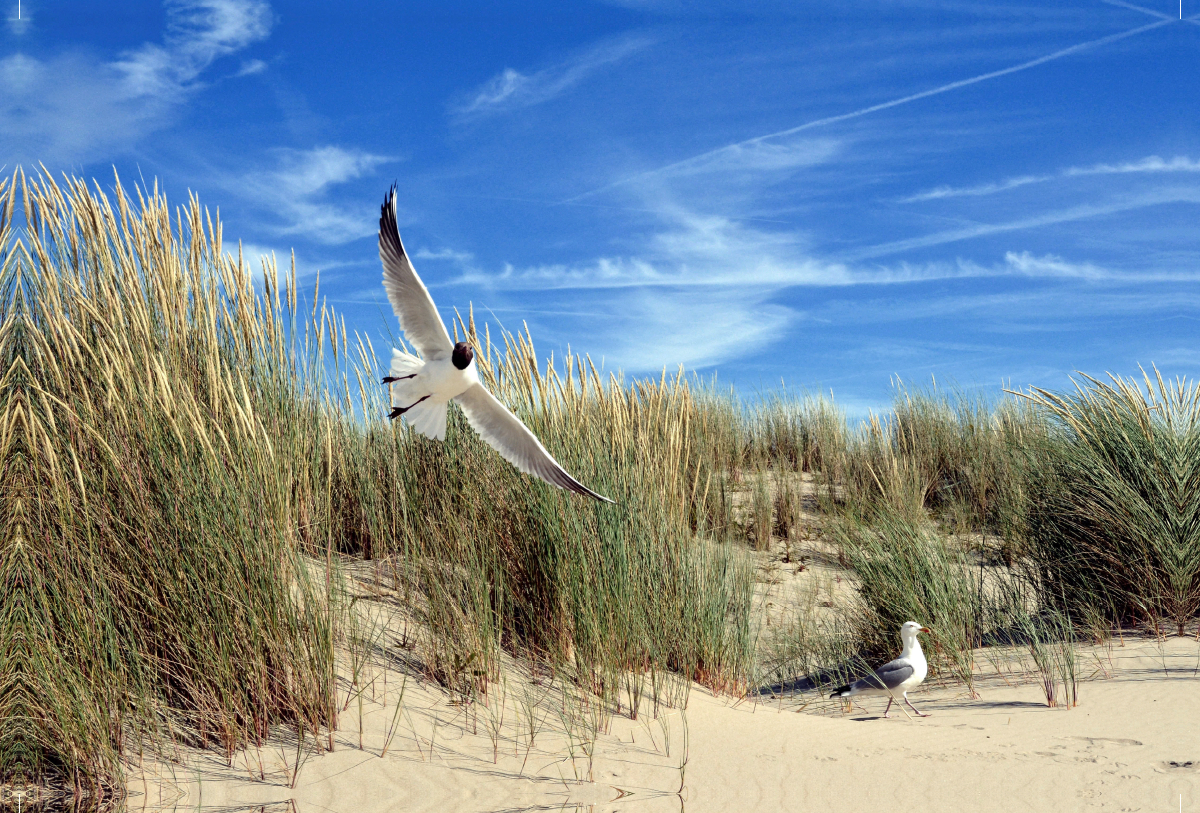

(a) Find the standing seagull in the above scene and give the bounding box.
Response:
[378,186,614,503]
[829,621,932,718]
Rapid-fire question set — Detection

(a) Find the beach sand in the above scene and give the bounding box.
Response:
[129,625,1200,813]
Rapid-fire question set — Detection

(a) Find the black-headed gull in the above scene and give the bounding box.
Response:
[830,620,931,718]
[378,187,614,504]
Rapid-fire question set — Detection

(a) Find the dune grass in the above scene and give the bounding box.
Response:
[7,172,340,794]
[752,374,1200,696]
[1021,371,1200,634]
[1,171,757,794]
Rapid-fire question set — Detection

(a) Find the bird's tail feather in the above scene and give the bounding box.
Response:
[387,349,427,407]
[406,399,448,440]
[390,348,423,377]
[830,684,852,698]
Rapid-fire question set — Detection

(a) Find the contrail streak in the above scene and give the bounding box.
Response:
[1099,0,1173,20]
[1102,0,1200,26]
[843,188,1200,261]
[567,17,1172,202]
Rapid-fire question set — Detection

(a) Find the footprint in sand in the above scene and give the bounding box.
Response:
[1064,736,1143,747]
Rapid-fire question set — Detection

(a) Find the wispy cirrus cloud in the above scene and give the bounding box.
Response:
[466,201,1167,295]
[415,247,476,265]
[601,287,794,371]
[850,187,1200,260]
[657,138,841,181]
[0,0,271,164]
[113,0,272,99]
[451,34,652,121]
[1002,251,1113,280]
[459,229,1178,371]
[901,155,1200,202]
[234,58,269,77]
[568,17,1170,201]
[235,146,393,244]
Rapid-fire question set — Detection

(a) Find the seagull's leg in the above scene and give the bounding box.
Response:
[903,694,930,717]
[882,696,893,718]
[382,374,418,384]
[388,394,430,420]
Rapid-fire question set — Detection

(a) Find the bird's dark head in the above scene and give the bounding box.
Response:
[452,342,474,370]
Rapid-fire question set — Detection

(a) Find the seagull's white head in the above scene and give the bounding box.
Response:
[901,620,931,640]
[452,342,474,371]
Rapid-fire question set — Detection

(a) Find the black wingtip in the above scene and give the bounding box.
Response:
[561,473,616,504]
[379,183,407,261]
[830,685,850,699]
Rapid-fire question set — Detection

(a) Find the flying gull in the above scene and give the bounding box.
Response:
[830,620,931,718]
[378,186,614,503]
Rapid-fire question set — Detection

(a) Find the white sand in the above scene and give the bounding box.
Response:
[130,633,1200,813]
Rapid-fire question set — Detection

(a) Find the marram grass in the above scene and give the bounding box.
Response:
[0,171,756,794]
[1021,371,1200,633]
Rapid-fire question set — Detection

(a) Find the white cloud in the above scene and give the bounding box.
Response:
[850,188,1200,260]
[1065,155,1200,177]
[660,138,840,180]
[113,0,272,99]
[899,175,1050,202]
[901,155,1200,202]
[602,287,793,371]
[235,59,268,77]
[1000,251,1200,283]
[1002,251,1108,280]
[465,203,1036,293]
[236,146,393,244]
[415,247,476,265]
[0,0,271,165]
[0,52,165,164]
[452,35,652,120]
[469,209,852,291]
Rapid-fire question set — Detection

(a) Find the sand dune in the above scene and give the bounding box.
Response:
[131,633,1200,813]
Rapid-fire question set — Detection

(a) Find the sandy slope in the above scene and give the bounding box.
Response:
[130,633,1200,813]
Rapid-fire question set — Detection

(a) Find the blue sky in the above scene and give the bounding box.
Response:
[5,1,1199,414]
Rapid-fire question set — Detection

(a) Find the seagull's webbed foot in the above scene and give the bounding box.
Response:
[905,698,930,717]
[382,374,417,384]
[388,394,430,420]
[882,697,893,718]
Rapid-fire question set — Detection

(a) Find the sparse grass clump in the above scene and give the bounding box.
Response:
[824,385,1038,539]
[1021,371,1200,634]
[830,511,983,689]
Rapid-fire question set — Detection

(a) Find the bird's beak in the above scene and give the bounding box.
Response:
[919,627,932,634]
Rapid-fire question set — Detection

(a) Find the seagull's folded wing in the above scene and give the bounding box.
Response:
[379,187,454,360]
[453,383,614,503]
[857,657,914,691]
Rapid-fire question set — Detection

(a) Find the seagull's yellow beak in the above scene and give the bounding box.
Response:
[919,626,932,634]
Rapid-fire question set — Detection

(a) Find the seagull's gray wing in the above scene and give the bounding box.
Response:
[453,383,614,503]
[379,186,454,360]
[853,657,914,692]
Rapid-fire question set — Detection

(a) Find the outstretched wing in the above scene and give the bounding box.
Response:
[453,383,615,503]
[379,186,454,360]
